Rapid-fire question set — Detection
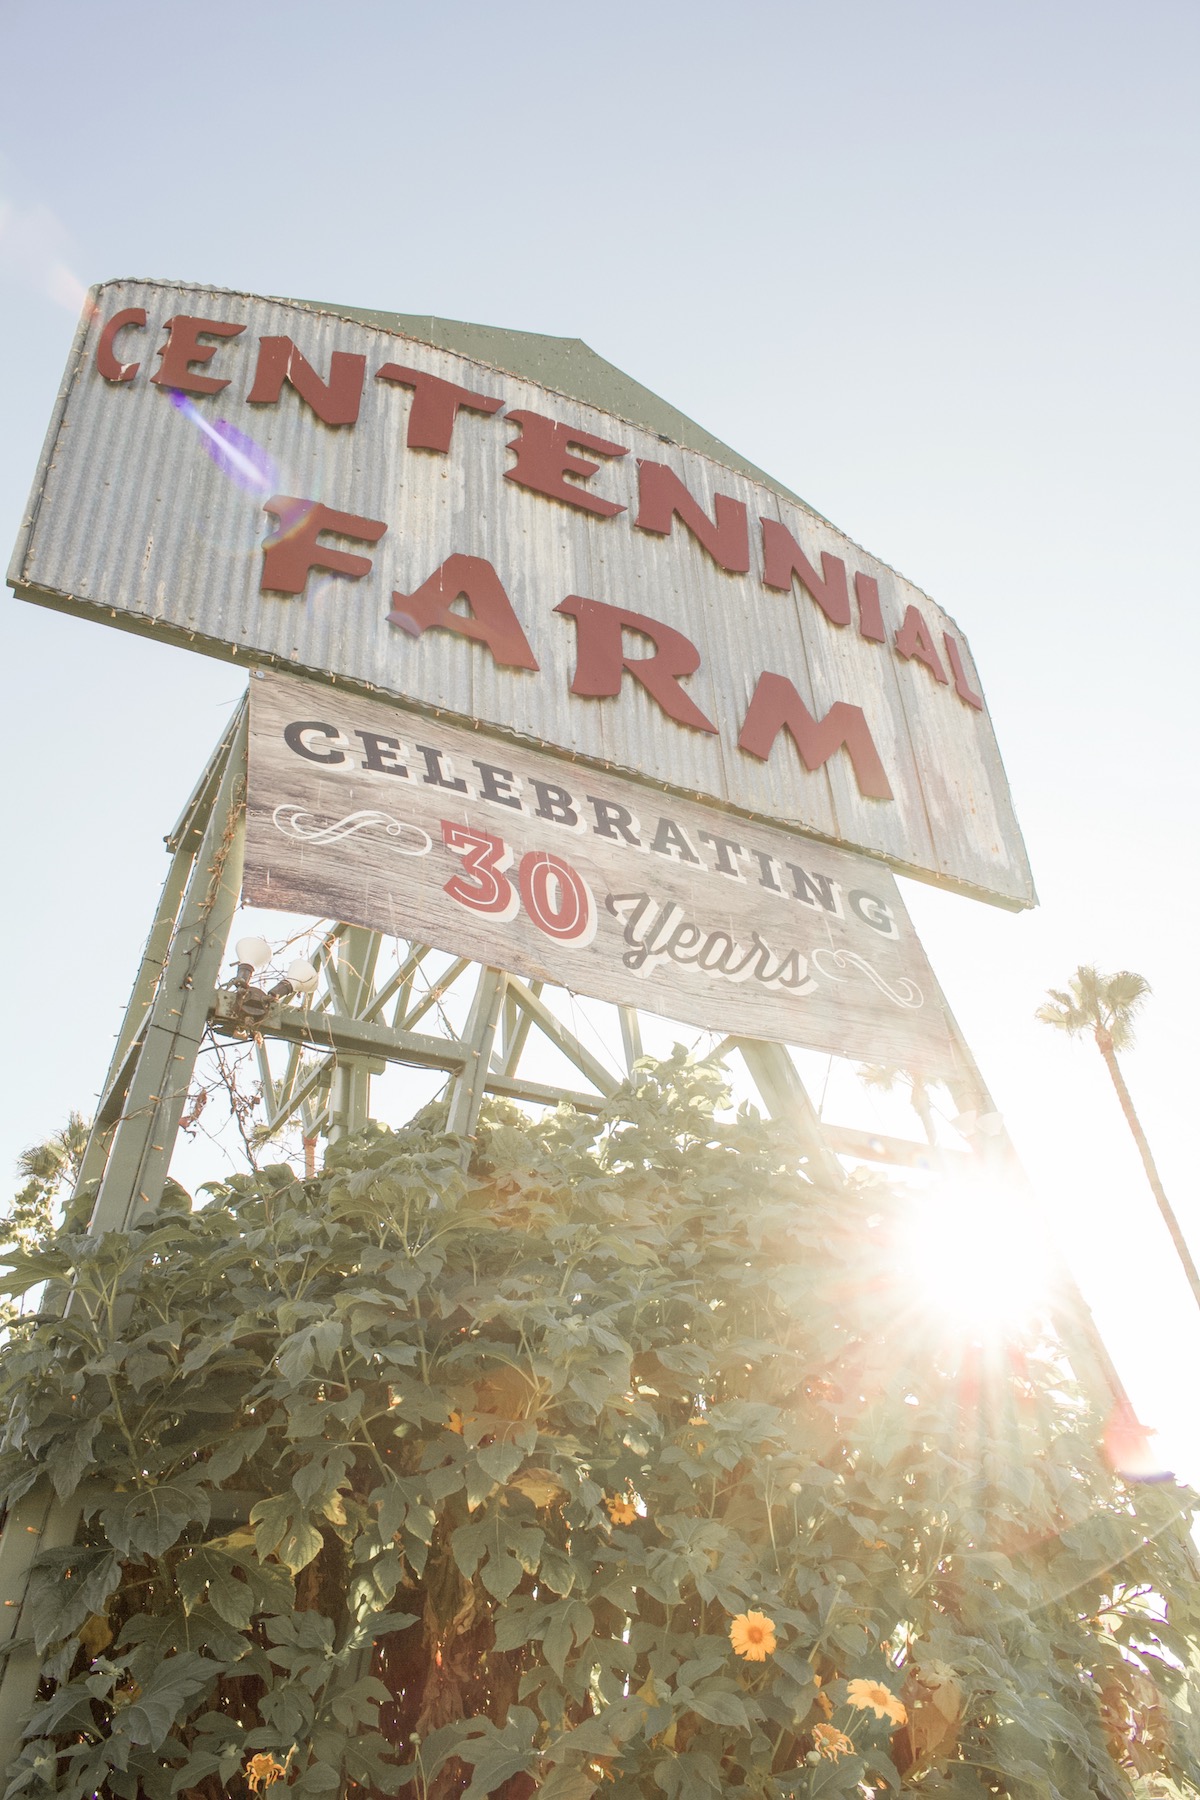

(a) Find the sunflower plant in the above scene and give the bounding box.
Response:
[0,1055,1198,1800]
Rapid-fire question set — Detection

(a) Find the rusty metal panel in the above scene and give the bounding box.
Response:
[9,277,1035,910]
[244,672,963,1071]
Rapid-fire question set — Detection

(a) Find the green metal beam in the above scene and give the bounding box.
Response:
[733,1039,847,1191]
[88,706,249,1236]
[502,978,621,1099]
[618,1006,644,1069]
[209,992,469,1071]
[0,1488,85,1758]
[445,968,507,1139]
[485,1074,604,1114]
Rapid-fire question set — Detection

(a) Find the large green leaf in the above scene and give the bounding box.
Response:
[100,1481,211,1558]
[29,1548,121,1654]
[685,1682,754,1729]
[117,1652,213,1749]
[251,1493,324,1573]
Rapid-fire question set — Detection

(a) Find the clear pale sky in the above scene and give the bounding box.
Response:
[2,1,1197,1476]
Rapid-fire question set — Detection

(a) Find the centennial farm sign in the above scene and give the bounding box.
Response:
[9,279,1034,912]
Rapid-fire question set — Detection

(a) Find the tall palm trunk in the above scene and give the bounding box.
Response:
[1096,1031,1200,1309]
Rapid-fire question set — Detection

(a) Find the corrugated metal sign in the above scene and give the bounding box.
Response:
[244,672,961,1069]
[9,277,1034,910]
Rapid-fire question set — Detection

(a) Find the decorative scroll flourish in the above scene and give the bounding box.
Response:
[810,948,925,1009]
[271,806,432,855]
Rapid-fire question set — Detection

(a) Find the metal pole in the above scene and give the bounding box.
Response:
[68,833,201,1208]
[446,968,507,1140]
[0,1489,87,1770]
[87,704,248,1236]
[618,1006,643,1071]
[734,1038,847,1191]
[326,928,380,1144]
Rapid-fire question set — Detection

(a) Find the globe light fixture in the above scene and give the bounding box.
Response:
[232,935,274,990]
[234,935,273,970]
[266,958,319,1002]
[283,958,319,996]
[225,938,318,1026]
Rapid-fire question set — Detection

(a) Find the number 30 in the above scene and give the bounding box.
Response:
[441,824,596,947]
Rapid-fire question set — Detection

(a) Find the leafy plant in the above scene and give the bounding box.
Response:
[0,1056,1197,1799]
[8,1113,91,1255]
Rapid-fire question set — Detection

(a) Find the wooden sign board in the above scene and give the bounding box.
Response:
[243,673,961,1071]
[9,278,1035,911]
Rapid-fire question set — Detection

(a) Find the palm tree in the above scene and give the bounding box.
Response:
[15,1110,90,1193]
[9,1110,91,1248]
[1037,966,1200,1311]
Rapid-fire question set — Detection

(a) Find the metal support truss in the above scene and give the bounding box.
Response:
[0,698,1136,1772]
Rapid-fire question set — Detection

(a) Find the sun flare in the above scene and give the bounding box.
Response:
[897,1176,1051,1338]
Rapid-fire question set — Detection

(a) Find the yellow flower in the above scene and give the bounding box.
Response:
[245,1751,291,1791]
[446,1411,464,1434]
[729,1610,777,1661]
[604,1494,638,1525]
[812,1723,854,1761]
[846,1677,907,1726]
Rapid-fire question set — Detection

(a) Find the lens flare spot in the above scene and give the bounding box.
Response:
[168,391,279,495]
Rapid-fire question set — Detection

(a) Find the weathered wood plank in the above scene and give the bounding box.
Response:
[244,674,965,1074]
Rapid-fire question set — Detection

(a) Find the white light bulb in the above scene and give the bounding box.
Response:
[234,935,273,970]
[286,958,319,995]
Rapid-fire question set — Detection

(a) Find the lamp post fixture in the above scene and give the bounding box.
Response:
[228,936,319,1028]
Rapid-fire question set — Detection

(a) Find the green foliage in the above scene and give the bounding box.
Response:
[7,1113,92,1256]
[0,1057,1197,1800]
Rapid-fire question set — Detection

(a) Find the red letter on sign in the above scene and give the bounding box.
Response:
[738,672,893,800]
[376,364,504,452]
[260,496,387,596]
[150,316,245,395]
[441,822,519,920]
[518,851,597,945]
[554,594,717,734]
[635,461,751,575]
[247,337,366,426]
[96,308,147,382]
[504,411,628,517]
[387,554,539,670]
[943,633,984,709]
[894,605,949,683]
[760,519,849,625]
[854,571,887,643]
